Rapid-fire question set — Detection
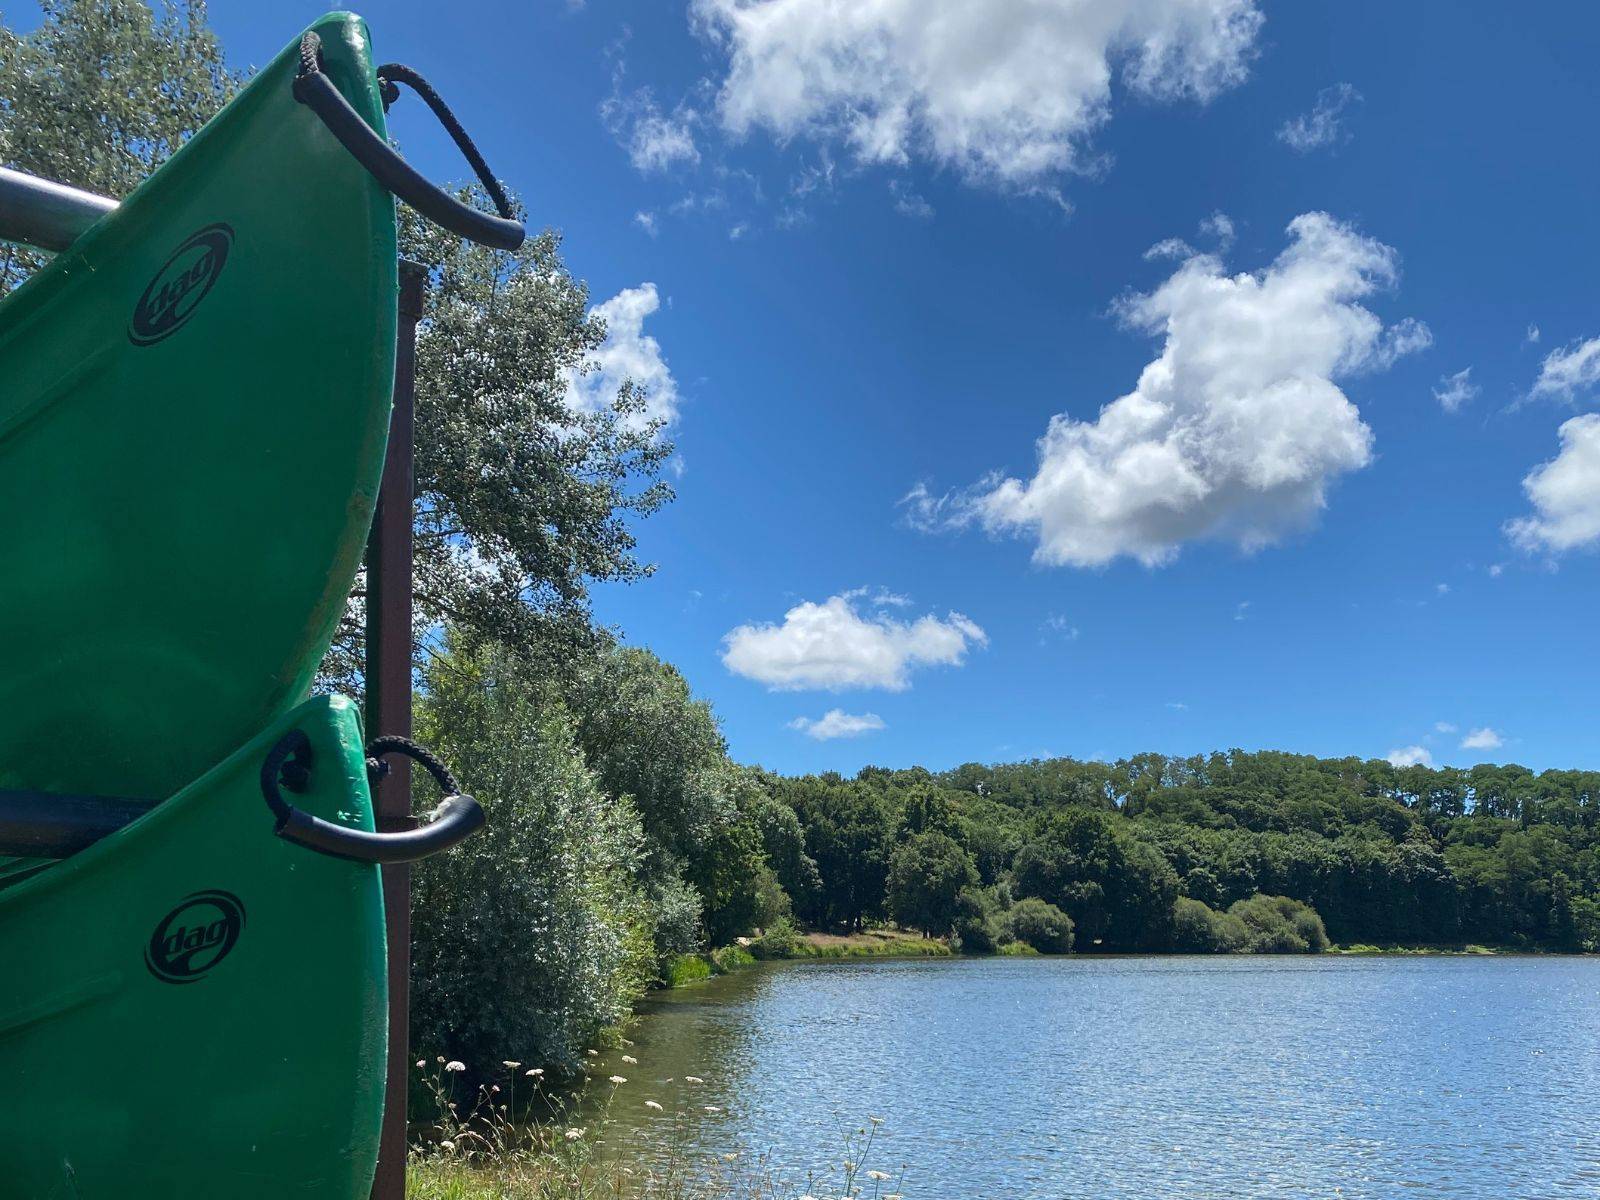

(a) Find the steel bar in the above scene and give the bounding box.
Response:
[0,166,117,252]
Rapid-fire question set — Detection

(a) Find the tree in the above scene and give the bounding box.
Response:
[322,210,674,688]
[410,638,652,1070]
[886,831,977,937]
[0,0,238,294]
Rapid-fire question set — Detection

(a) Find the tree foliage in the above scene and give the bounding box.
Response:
[410,639,652,1070]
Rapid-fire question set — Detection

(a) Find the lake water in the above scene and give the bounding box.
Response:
[590,955,1600,1198]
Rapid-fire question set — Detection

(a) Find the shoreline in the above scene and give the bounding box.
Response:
[656,931,1582,986]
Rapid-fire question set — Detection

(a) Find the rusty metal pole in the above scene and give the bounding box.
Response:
[368,259,426,1200]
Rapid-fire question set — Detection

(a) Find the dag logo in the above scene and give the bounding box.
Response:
[128,223,233,346]
[145,889,246,984]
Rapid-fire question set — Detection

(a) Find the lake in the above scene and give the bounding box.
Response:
[589,955,1600,1198]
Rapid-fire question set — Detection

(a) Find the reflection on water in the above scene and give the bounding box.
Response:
[584,955,1600,1198]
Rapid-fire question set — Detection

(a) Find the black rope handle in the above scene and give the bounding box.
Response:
[292,31,525,252]
[260,729,485,864]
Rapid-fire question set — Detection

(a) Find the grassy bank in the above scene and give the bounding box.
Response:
[1331,942,1504,956]
[407,1058,904,1200]
[792,928,952,959]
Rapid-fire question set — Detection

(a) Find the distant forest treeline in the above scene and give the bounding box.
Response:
[759,752,1600,954]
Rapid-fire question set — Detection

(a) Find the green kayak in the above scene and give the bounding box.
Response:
[0,695,387,1198]
[0,12,396,804]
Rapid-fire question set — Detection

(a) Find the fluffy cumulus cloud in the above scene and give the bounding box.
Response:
[909,213,1427,567]
[566,284,680,434]
[1461,727,1504,750]
[722,592,986,690]
[1506,414,1600,554]
[1529,335,1600,403]
[788,709,887,740]
[1387,745,1433,768]
[692,0,1263,188]
[1277,82,1361,153]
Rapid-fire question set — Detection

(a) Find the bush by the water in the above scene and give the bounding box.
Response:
[1173,894,1328,953]
[1005,897,1075,953]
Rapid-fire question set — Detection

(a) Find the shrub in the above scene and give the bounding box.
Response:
[664,954,712,987]
[749,917,801,960]
[951,886,1001,954]
[647,871,705,966]
[1005,897,1075,954]
[1229,894,1329,953]
[709,945,756,974]
[1172,897,1248,952]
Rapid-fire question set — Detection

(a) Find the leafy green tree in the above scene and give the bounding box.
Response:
[951,886,1001,954]
[897,783,964,840]
[785,778,896,931]
[328,211,675,688]
[411,639,652,1070]
[887,831,978,936]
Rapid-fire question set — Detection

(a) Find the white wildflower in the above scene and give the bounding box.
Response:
[444,1060,465,1073]
[609,1075,627,1084]
[644,1100,663,1111]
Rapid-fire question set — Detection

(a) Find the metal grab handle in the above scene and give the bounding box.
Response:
[276,793,484,864]
[291,54,525,251]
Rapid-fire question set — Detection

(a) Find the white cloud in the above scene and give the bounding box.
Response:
[1277,82,1361,152]
[693,0,1264,188]
[1043,613,1080,640]
[1387,745,1433,768]
[1199,210,1235,248]
[1233,600,1251,621]
[1526,324,1541,345]
[1506,414,1600,554]
[1145,236,1195,262]
[1529,335,1600,403]
[1433,367,1477,414]
[1461,727,1504,750]
[842,584,913,607]
[722,592,986,690]
[567,284,680,434]
[911,213,1424,568]
[889,179,934,219]
[1434,721,1457,734]
[602,79,701,173]
[1435,582,1450,596]
[634,211,659,236]
[728,222,750,240]
[788,709,887,740]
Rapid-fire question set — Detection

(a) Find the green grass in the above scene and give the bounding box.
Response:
[792,928,952,959]
[708,945,756,974]
[662,954,712,987]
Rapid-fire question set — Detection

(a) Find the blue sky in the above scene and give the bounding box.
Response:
[212,1,1600,775]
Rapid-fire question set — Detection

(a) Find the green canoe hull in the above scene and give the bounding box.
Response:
[0,12,397,803]
[0,695,386,1198]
